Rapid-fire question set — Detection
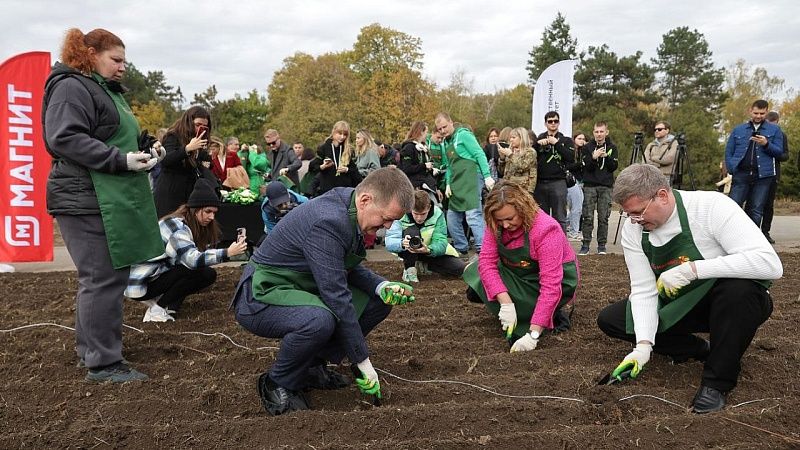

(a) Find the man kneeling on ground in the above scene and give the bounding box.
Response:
[597,164,782,414]
[385,189,466,282]
[231,167,416,415]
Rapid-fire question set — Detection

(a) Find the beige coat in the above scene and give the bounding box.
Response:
[644,137,678,177]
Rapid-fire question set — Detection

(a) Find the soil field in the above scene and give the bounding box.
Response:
[1,254,799,449]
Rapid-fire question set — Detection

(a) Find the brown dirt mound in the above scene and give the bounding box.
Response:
[2,254,799,448]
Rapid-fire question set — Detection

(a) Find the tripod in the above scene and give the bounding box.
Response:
[612,133,646,244]
[669,133,696,190]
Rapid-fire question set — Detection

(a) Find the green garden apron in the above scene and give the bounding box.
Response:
[88,74,162,269]
[250,193,371,318]
[463,232,578,340]
[625,190,718,333]
[445,135,479,212]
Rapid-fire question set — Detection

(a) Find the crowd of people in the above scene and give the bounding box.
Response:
[42,28,787,418]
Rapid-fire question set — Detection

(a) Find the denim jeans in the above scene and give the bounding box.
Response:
[730,174,774,226]
[566,183,584,233]
[446,173,485,253]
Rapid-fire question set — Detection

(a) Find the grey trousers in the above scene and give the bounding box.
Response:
[581,185,613,247]
[57,215,129,369]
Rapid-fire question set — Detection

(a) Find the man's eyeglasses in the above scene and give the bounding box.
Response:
[622,196,655,223]
[654,127,666,132]
[546,119,560,124]
[265,139,278,147]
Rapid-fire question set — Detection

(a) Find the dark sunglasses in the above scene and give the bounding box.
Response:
[546,119,560,124]
[265,140,278,146]
[654,127,666,132]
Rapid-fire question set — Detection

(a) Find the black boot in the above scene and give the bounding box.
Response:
[257,373,310,416]
[691,385,727,414]
[305,364,351,390]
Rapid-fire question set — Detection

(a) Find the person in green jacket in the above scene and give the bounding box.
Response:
[239,143,270,195]
[434,112,495,256]
[385,190,466,282]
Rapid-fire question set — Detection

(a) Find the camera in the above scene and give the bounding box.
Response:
[275,202,298,219]
[677,133,687,146]
[408,236,423,250]
[634,132,644,146]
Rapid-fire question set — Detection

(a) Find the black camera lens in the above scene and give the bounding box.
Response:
[408,236,423,250]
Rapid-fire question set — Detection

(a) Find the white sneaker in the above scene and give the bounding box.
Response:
[402,267,419,283]
[143,303,174,322]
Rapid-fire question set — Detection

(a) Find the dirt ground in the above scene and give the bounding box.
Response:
[1,254,799,449]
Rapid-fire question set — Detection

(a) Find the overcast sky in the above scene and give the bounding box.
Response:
[2,0,799,104]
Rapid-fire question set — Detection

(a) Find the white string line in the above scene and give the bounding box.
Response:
[0,322,787,410]
[618,394,687,410]
[375,367,585,402]
[179,331,254,350]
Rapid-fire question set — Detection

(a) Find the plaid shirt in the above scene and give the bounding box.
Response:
[125,217,227,298]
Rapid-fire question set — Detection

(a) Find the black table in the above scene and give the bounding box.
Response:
[215,201,265,249]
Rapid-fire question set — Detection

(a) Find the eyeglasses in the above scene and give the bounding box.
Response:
[622,196,656,223]
[546,119,560,124]
[265,140,278,147]
[654,127,666,132]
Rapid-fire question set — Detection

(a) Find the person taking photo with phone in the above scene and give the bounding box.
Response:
[126,179,247,322]
[153,105,217,217]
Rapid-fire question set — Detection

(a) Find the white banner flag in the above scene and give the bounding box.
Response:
[531,59,576,138]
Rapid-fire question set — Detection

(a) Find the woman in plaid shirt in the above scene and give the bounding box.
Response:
[125,179,247,322]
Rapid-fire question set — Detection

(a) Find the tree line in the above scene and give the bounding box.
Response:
[124,18,799,198]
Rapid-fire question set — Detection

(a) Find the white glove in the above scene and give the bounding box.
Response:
[432,167,440,176]
[615,343,653,378]
[150,143,166,163]
[484,176,495,190]
[279,168,289,176]
[445,184,452,198]
[126,152,157,172]
[498,303,517,339]
[656,262,697,299]
[510,332,538,352]
[356,357,379,384]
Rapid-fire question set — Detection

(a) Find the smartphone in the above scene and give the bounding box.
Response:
[323,158,333,164]
[236,227,246,242]
[196,125,208,139]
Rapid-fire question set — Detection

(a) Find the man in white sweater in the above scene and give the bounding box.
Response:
[597,164,782,414]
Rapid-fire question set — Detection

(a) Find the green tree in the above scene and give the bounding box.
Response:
[344,23,424,81]
[574,45,657,128]
[526,12,581,85]
[778,93,800,199]
[267,52,361,148]
[210,90,270,145]
[123,62,183,123]
[668,100,723,189]
[652,27,727,114]
[721,59,785,131]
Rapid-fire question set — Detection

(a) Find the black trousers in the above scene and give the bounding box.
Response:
[139,265,217,311]
[597,279,772,392]
[399,251,466,276]
[533,179,568,232]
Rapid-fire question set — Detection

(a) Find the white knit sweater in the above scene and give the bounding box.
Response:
[621,190,783,344]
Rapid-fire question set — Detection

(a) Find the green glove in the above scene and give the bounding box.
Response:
[355,358,382,399]
[611,343,652,380]
[379,282,415,305]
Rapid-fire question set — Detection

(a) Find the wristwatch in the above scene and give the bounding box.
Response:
[529,330,541,340]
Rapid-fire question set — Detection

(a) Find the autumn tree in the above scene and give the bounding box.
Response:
[721,59,786,132]
[123,62,183,125]
[652,27,727,114]
[344,23,424,80]
[526,12,581,85]
[131,101,166,135]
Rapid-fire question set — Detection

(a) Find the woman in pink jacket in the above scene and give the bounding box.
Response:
[463,180,579,352]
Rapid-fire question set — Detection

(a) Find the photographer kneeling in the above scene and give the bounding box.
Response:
[261,181,308,236]
[125,179,248,321]
[385,190,465,282]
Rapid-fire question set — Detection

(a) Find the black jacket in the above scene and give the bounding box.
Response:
[581,138,619,187]
[309,138,362,194]
[43,62,128,215]
[153,133,216,217]
[399,140,436,189]
[533,131,575,181]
